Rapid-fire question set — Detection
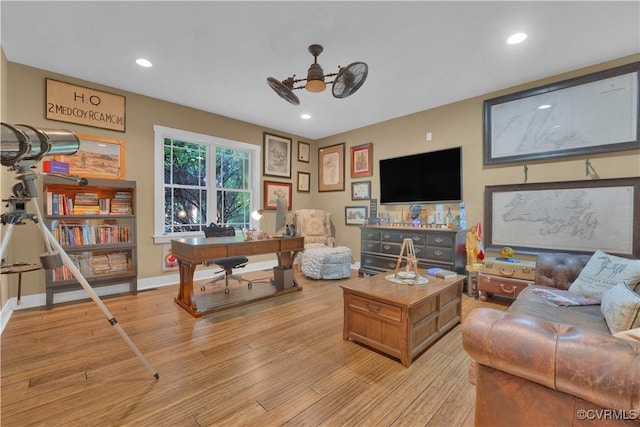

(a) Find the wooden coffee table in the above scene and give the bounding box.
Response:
[341,273,464,367]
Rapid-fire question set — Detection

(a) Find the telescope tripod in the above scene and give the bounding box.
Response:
[1,168,159,379]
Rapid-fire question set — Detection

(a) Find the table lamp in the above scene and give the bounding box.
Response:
[251,209,264,231]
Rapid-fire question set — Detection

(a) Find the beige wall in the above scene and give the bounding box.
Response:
[1,50,639,301]
[1,47,8,307]
[317,54,640,261]
[0,58,314,299]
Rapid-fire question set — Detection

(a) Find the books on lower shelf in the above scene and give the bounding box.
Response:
[52,252,131,281]
[425,267,457,279]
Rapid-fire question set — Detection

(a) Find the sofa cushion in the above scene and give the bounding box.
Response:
[614,327,640,341]
[601,283,640,334]
[509,286,610,334]
[567,250,640,302]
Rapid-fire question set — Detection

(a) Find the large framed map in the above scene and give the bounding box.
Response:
[484,178,640,258]
[483,62,640,165]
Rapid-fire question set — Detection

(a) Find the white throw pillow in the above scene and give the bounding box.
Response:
[568,250,640,302]
[614,327,640,342]
[601,283,640,334]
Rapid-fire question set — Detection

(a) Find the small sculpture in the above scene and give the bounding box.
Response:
[466,225,482,265]
[409,203,422,220]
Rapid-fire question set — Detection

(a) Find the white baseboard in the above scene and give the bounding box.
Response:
[0,260,277,335]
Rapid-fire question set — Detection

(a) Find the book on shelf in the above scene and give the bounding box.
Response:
[425,267,457,279]
[111,191,133,214]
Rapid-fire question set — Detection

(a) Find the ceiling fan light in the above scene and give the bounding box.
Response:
[305,63,326,92]
[306,79,326,93]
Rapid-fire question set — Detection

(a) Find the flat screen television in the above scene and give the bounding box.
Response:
[379,147,462,204]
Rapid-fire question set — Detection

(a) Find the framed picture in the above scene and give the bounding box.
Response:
[345,206,368,226]
[46,79,126,132]
[484,177,640,258]
[263,132,292,178]
[298,141,310,163]
[484,62,640,165]
[318,143,345,192]
[350,143,373,178]
[351,180,371,200]
[54,134,125,179]
[264,180,292,210]
[297,171,310,193]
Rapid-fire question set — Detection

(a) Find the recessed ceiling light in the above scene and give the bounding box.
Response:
[507,32,528,45]
[538,104,551,109]
[301,114,311,120]
[136,58,153,68]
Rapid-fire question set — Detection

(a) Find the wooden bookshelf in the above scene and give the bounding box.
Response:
[42,176,137,309]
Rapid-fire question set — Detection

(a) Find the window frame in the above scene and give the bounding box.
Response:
[153,125,261,244]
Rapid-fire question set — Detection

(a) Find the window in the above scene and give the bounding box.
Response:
[153,125,260,243]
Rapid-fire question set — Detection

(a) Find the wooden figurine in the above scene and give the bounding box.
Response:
[466,225,481,265]
[394,238,420,284]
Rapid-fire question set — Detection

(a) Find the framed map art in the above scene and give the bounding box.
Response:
[484,177,639,258]
[483,62,639,165]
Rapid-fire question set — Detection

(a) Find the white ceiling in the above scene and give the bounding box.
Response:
[1,1,639,140]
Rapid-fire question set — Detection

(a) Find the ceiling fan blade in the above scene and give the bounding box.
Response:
[267,77,300,106]
[332,62,368,99]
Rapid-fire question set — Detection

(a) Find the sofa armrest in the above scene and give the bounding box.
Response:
[462,308,640,412]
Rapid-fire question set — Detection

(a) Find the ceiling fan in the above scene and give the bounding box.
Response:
[267,44,368,106]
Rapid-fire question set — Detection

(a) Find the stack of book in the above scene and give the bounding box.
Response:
[425,267,457,279]
[73,192,100,215]
[89,255,111,275]
[107,253,129,273]
[111,192,133,214]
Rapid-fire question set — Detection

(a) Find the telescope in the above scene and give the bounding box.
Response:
[1,123,80,167]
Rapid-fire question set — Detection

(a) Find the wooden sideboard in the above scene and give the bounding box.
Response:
[359,226,466,277]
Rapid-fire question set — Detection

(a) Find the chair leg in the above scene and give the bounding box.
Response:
[202,268,252,294]
[200,272,225,291]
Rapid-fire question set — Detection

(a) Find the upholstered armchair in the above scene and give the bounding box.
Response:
[293,209,334,248]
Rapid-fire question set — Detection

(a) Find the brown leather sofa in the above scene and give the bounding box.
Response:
[462,253,640,426]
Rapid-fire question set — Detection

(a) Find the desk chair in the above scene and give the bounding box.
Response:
[200,256,252,294]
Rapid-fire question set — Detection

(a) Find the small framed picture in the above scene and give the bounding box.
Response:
[350,143,373,178]
[351,180,371,200]
[297,171,310,193]
[263,132,292,178]
[298,141,310,163]
[264,180,292,210]
[345,206,368,225]
[318,143,345,192]
[55,134,125,179]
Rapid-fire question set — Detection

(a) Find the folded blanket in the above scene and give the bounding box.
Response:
[532,288,598,306]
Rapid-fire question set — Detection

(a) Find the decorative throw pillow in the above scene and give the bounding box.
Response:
[601,283,640,334]
[567,250,640,302]
[614,327,640,342]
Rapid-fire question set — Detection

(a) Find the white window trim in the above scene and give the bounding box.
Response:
[153,125,261,244]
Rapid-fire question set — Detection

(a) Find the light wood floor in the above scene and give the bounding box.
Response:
[1,270,508,427]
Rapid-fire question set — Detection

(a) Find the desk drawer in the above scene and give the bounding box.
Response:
[362,229,381,241]
[349,295,402,322]
[361,240,380,252]
[380,231,404,243]
[425,247,453,262]
[362,253,400,271]
[427,233,454,248]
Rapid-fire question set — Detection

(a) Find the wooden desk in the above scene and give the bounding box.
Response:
[341,273,464,366]
[171,235,305,317]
